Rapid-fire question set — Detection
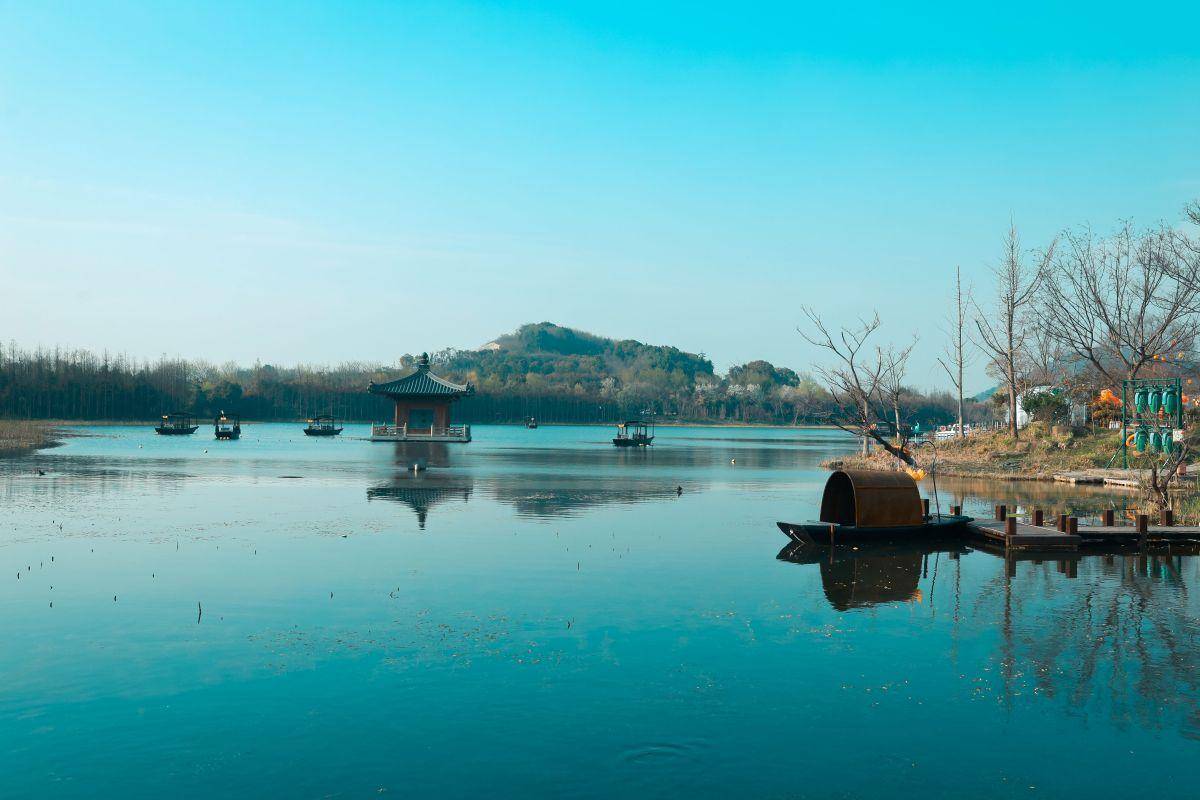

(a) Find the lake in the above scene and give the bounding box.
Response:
[2,423,1198,798]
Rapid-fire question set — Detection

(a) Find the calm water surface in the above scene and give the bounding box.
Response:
[2,424,1198,798]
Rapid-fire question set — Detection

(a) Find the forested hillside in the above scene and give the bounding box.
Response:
[0,323,971,426]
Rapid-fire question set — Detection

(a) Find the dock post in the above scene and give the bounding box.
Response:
[1057,514,1068,532]
[1160,509,1174,527]
[950,505,961,516]
[1102,509,1114,527]
[1135,514,1148,534]
[1033,509,1044,527]
[1005,517,1016,537]
[995,504,1007,521]
[1068,517,1078,535]
[1066,560,1078,579]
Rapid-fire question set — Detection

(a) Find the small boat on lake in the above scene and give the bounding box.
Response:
[214,412,241,440]
[154,412,198,436]
[304,415,343,437]
[613,421,654,447]
[526,418,538,429]
[776,469,971,545]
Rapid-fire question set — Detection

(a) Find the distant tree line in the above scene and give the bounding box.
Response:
[0,323,978,427]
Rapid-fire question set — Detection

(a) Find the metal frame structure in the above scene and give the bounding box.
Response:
[1119,377,1184,468]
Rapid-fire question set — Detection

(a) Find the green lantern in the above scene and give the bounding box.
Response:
[1151,429,1163,451]
[1135,388,1148,413]
[1149,389,1163,414]
[1164,387,1180,415]
[1135,427,1149,452]
[1163,431,1175,455]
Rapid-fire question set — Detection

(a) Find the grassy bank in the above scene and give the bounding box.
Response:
[0,420,62,458]
[827,424,1127,481]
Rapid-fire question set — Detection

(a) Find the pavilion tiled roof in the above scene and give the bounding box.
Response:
[368,354,473,398]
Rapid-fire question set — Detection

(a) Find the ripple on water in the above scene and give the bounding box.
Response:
[619,739,711,766]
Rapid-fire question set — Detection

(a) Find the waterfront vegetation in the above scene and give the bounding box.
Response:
[0,323,982,427]
[0,419,58,457]
[802,202,1200,500]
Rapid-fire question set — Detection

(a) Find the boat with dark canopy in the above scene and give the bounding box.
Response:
[776,469,971,545]
[154,412,198,435]
[613,421,654,447]
[214,412,241,440]
[303,415,344,437]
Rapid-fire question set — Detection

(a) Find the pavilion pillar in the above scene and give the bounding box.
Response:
[393,400,411,427]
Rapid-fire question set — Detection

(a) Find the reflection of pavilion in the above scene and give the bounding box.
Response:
[367,483,473,529]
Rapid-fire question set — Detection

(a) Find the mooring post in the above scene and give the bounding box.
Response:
[1102,509,1115,527]
[950,504,961,516]
[1005,517,1016,537]
[1033,509,1044,527]
[1160,509,1174,527]
[996,504,1007,521]
[1068,517,1078,535]
[1057,513,1069,532]
[1135,514,1148,534]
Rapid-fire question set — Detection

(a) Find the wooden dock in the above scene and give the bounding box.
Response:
[1074,524,1200,543]
[967,519,1081,551]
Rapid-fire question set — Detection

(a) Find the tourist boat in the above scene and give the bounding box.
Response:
[776,469,972,545]
[303,415,343,437]
[154,412,198,435]
[613,421,654,447]
[214,412,241,440]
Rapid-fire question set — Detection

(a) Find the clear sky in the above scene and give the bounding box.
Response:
[3,1,1198,392]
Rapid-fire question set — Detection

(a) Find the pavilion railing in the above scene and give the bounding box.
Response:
[371,424,471,440]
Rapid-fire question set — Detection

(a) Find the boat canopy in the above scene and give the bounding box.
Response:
[818,469,923,528]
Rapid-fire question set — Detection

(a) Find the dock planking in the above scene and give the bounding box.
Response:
[967,519,1081,550]
[1074,524,1200,543]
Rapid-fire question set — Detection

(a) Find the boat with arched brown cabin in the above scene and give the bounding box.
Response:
[776,469,971,545]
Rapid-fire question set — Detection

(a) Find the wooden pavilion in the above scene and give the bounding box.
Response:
[368,353,474,442]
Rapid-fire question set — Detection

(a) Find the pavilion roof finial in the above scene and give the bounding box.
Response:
[418,352,430,371]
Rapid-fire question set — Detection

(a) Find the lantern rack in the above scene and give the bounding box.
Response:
[1119,377,1184,468]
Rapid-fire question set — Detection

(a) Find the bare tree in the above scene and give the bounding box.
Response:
[1041,221,1200,386]
[799,308,915,465]
[936,266,974,438]
[973,224,1056,439]
[878,337,918,446]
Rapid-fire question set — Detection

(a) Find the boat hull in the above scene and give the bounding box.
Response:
[303,428,343,437]
[612,438,653,447]
[776,515,973,545]
[154,426,198,435]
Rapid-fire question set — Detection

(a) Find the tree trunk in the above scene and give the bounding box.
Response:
[957,359,965,439]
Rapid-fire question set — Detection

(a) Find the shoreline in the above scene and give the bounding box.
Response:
[0,421,64,459]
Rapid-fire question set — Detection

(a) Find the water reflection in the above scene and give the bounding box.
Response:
[779,540,1200,739]
[368,472,682,523]
[777,541,968,610]
[366,482,473,529]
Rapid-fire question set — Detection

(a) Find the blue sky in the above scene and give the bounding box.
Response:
[3,1,1199,392]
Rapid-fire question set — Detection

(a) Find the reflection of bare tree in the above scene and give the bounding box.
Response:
[976,554,1200,737]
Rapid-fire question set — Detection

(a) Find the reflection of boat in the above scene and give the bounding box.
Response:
[613,421,654,447]
[776,469,971,544]
[154,412,198,435]
[304,415,343,437]
[214,412,241,440]
[777,540,968,611]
